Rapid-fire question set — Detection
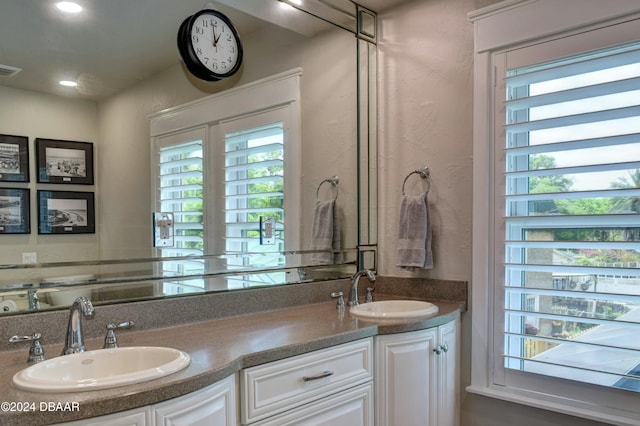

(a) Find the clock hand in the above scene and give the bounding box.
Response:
[212,27,221,53]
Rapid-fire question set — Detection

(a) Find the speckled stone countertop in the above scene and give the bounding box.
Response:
[0,277,466,425]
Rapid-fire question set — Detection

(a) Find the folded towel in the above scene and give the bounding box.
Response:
[396,193,433,270]
[311,199,342,264]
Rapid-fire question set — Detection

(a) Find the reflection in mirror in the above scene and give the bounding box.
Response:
[0,0,377,315]
[0,251,358,315]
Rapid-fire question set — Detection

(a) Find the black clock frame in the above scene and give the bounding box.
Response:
[177,9,244,81]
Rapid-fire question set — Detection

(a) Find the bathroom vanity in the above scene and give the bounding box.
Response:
[0,279,464,426]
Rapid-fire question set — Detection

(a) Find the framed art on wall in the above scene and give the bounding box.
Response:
[36,138,94,185]
[0,188,30,234]
[37,190,95,234]
[0,134,29,182]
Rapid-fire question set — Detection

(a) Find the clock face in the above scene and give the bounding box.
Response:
[189,11,242,78]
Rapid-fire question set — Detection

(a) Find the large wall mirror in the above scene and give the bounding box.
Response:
[0,0,379,315]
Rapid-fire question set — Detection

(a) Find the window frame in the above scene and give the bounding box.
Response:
[469,1,640,424]
[149,69,302,284]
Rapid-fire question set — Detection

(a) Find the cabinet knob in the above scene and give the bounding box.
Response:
[433,343,448,355]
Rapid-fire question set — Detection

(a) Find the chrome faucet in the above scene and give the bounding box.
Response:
[27,289,40,311]
[348,269,376,307]
[61,296,95,355]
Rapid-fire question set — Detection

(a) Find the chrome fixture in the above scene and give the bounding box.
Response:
[348,269,376,307]
[62,296,94,355]
[9,333,46,364]
[365,286,375,303]
[331,291,345,311]
[27,289,40,311]
[103,320,134,349]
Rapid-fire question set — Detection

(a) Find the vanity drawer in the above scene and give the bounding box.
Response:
[241,338,373,424]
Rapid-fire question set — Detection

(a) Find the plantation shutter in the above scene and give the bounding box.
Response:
[224,121,285,273]
[158,139,204,277]
[502,43,640,390]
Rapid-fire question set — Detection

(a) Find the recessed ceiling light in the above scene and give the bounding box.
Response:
[56,2,83,13]
[59,80,78,87]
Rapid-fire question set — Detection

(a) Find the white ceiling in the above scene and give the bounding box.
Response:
[0,0,406,101]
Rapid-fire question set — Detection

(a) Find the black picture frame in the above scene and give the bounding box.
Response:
[37,190,95,234]
[0,188,30,234]
[0,134,30,182]
[36,138,94,185]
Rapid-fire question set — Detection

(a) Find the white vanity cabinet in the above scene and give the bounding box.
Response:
[153,374,237,426]
[55,407,150,426]
[374,318,459,426]
[240,338,373,426]
[55,375,237,426]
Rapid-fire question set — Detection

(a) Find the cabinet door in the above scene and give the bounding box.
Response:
[54,407,150,425]
[252,382,373,426]
[374,328,438,426]
[154,375,237,426]
[437,318,460,426]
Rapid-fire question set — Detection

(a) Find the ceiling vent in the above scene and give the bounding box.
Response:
[0,64,22,77]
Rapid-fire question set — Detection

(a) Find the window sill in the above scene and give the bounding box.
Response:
[466,384,640,426]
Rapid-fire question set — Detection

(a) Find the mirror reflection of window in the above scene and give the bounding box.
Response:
[151,73,302,294]
[222,113,290,289]
[155,128,206,294]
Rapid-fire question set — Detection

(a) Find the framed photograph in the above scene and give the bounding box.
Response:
[38,190,95,234]
[36,138,94,185]
[0,134,29,182]
[0,188,30,234]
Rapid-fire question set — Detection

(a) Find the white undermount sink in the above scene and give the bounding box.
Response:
[350,300,439,320]
[12,346,190,393]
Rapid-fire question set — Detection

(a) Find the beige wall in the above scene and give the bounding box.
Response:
[377,1,606,425]
[0,85,98,265]
[97,22,358,259]
[0,19,359,264]
[1,1,610,423]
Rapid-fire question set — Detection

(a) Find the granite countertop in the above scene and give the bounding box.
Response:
[0,298,462,426]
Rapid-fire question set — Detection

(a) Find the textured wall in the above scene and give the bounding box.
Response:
[97,22,359,259]
[377,1,612,425]
[0,85,98,265]
[377,0,474,280]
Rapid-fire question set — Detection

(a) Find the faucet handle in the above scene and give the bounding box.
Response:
[365,287,375,303]
[9,333,46,364]
[27,289,40,311]
[103,321,134,349]
[330,292,345,311]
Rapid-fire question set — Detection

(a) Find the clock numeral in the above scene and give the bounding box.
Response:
[226,34,232,42]
[195,26,204,35]
[192,35,199,44]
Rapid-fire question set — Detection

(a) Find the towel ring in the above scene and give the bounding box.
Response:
[402,167,430,196]
[316,176,339,201]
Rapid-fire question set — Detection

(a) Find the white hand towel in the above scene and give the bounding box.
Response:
[311,199,342,264]
[396,193,433,270]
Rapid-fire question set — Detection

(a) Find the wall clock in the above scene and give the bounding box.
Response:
[177,9,243,81]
